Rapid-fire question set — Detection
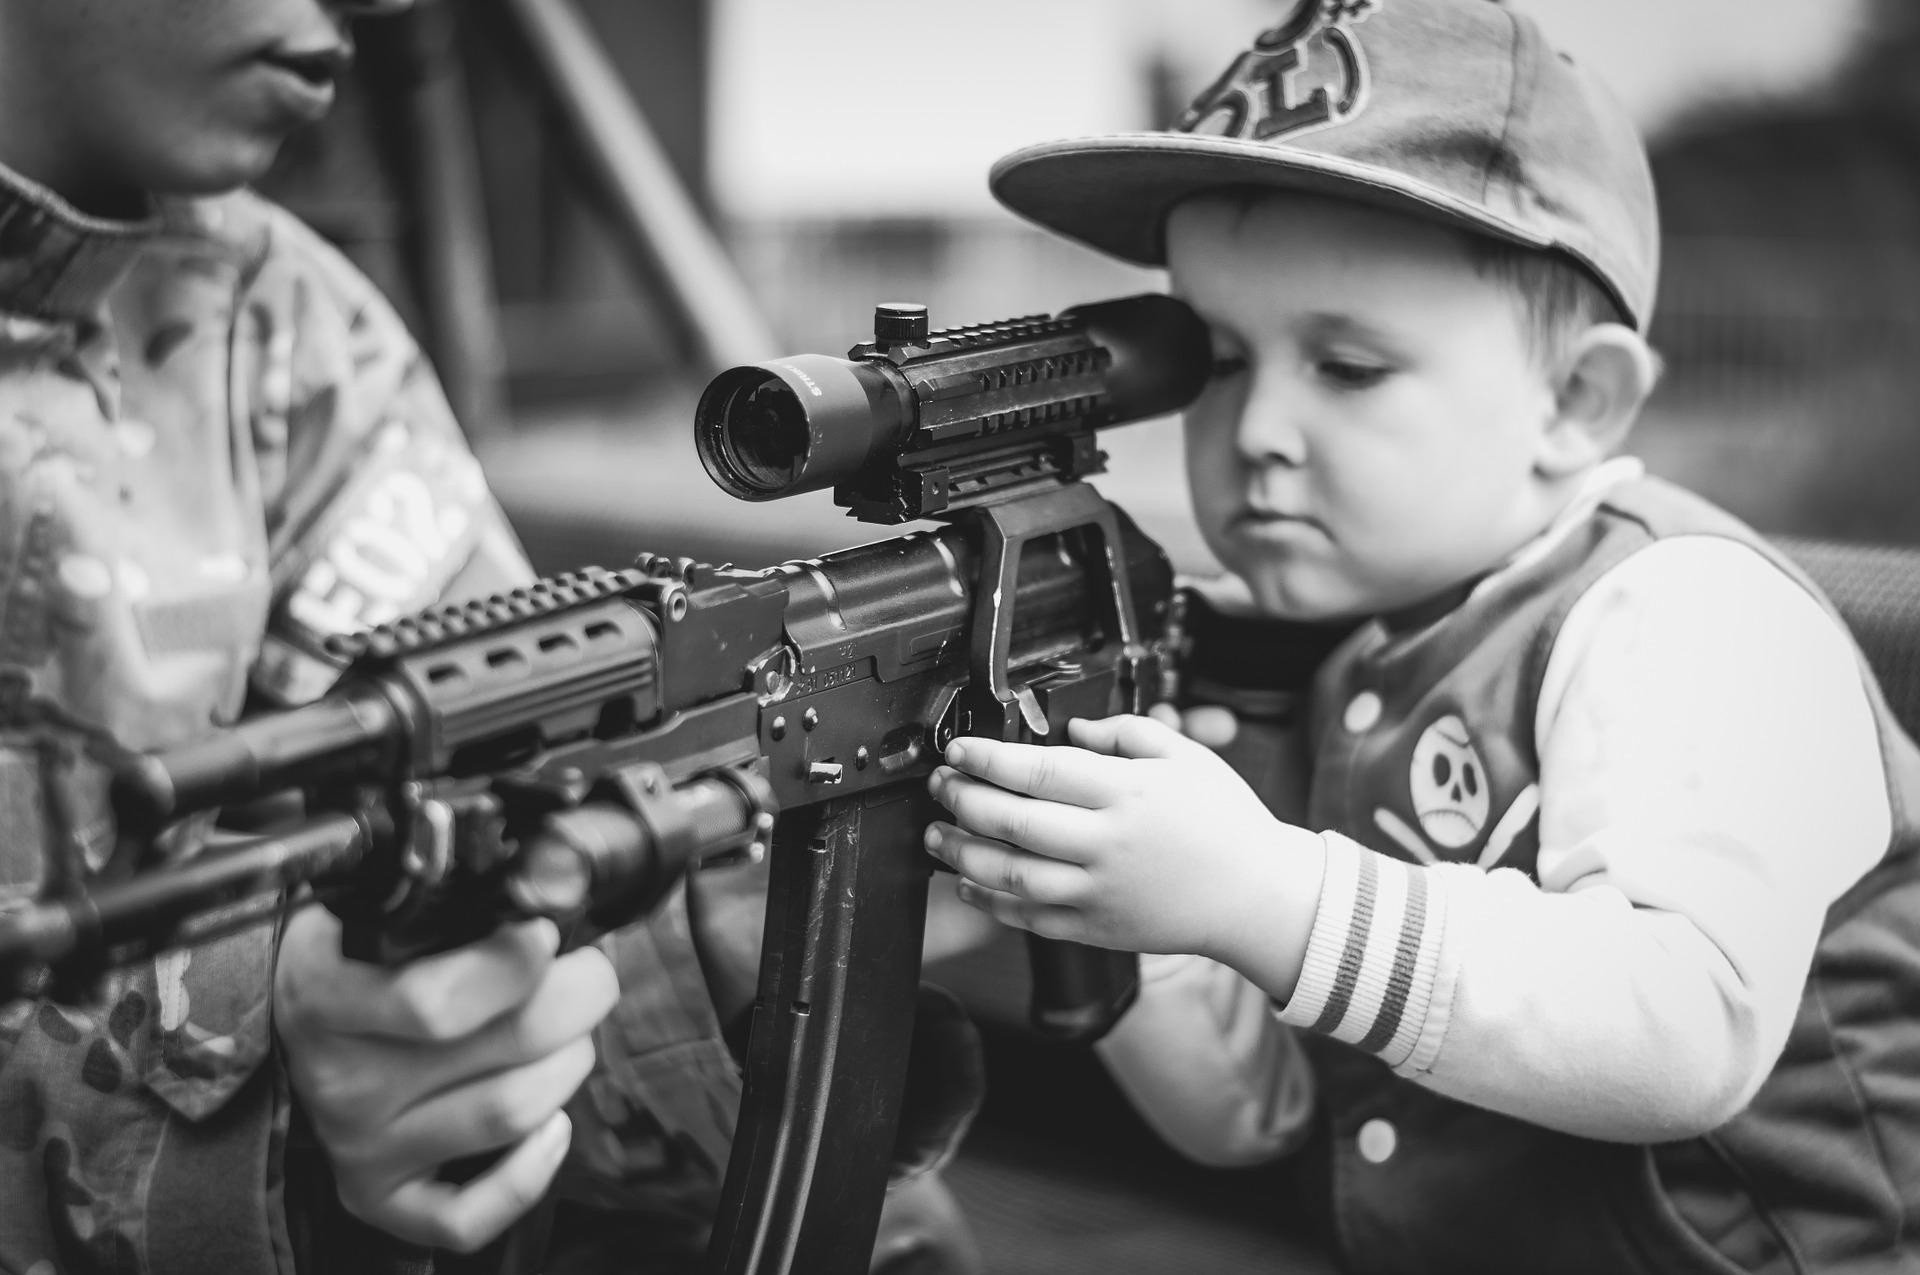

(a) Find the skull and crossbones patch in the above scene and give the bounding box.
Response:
[1407,714,1489,850]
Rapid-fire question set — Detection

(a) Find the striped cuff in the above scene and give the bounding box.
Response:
[1277,832,1447,1070]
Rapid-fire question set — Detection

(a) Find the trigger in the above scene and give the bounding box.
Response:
[1014,685,1050,739]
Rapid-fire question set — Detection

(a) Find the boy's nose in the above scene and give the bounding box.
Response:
[1233,373,1309,467]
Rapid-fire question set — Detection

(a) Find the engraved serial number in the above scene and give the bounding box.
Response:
[789,660,863,697]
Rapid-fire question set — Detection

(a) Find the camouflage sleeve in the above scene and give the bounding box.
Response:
[236,202,745,1215]
[232,202,529,706]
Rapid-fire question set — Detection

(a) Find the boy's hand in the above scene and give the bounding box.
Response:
[1151,701,1241,750]
[925,713,1323,970]
[274,909,619,1253]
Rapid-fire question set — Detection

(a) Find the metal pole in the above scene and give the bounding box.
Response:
[379,0,514,440]
[499,0,782,371]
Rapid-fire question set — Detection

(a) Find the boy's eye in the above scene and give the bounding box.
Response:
[1316,358,1390,390]
[1209,355,1250,382]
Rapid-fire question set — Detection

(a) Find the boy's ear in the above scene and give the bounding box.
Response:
[1536,325,1658,478]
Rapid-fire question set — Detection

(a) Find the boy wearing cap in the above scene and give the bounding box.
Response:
[925,1,1920,1271]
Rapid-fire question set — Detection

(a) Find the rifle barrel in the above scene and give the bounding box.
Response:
[0,812,369,993]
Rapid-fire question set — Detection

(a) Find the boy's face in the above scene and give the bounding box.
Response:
[0,0,407,215]
[1170,191,1562,622]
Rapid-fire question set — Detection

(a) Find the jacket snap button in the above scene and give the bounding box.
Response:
[1343,691,1383,733]
[1357,1117,1397,1164]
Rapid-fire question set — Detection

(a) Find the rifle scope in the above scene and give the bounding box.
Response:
[695,293,1211,521]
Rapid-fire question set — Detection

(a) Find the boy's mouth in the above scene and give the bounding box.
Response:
[260,42,354,89]
[1237,501,1323,528]
[1232,505,1329,541]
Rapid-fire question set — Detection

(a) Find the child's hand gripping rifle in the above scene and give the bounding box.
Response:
[0,292,1213,1273]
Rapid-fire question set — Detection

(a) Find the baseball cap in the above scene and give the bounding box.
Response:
[989,0,1659,328]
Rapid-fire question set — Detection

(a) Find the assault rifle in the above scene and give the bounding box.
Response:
[0,292,1213,1273]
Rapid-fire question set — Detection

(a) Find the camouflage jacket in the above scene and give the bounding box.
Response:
[0,165,741,1274]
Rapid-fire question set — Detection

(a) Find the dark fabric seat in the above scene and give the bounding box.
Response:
[1782,538,1920,742]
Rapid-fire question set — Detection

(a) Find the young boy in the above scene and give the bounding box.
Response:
[927,1,1920,1271]
[0,2,748,1271]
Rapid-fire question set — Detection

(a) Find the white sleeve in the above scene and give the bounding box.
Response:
[1276,535,1892,1141]
[1096,951,1317,1167]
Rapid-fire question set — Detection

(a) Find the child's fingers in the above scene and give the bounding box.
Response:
[940,736,1116,807]
[1144,702,1239,748]
[355,1111,573,1253]
[924,822,1089,906]
[290,947,618,1139]
[1180,704,1240,749]
[336,1036,596,1176]
[930,767,1097,861]
[1065,714,1196,760]
[278,910,561,1044]
[952,879,1087,943]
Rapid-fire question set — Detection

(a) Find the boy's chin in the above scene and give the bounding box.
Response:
[175,142,289,195]
[1232,569,1373,625]
[140,131,295,200]
[1219,545,1478,625]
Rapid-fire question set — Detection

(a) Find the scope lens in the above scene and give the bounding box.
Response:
[697,354,908,502]
[709,371,810,495]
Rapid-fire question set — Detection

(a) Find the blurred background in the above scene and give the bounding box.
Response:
[261,1,1920,1267]
[267,0,1920,575]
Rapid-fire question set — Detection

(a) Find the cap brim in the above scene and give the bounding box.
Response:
[990,133,1555,267]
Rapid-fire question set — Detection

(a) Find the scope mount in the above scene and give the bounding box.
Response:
[836,302,1118,525]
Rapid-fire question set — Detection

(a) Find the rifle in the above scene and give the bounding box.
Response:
[0,291,1214,1273]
